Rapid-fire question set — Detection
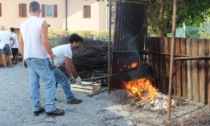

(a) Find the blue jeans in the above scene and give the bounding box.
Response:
[53,67,75,101]
[26,58,56,112]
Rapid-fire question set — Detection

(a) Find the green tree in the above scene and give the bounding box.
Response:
[149,0,210,37]
[98,0,210,37]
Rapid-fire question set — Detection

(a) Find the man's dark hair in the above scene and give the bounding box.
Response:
[69,34,83,43]
[10,27,15,32]
[29,1,40,12]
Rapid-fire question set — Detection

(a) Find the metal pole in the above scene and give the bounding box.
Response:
[65,0,68,30]
[167,0,177,121]
[108,2,112,94]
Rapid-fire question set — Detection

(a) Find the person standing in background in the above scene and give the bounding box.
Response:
[0,26,13,67]
[18,1,64,116]
[10,27,19,64]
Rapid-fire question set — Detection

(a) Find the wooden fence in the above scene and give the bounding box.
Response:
[147,37,210,105]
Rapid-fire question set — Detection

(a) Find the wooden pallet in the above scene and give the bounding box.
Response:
[71,80,101,94]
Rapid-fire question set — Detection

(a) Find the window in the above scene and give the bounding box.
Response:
[0,3,2,17]
[83,5,91,18]
[19,3,27,17]
[41,4,57,17]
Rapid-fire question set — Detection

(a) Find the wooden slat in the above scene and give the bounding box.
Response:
[186,38,192,100]
[208,39,210,106]
[158,38,163,92]
[205,39,209,104]
[175,38,181,97]
[199,39,205,104]
[192,39,199,103]
[164,37,170,94]
[181,38,187,98]
[173,38,178,96]
[71,81,101,94]
[155,38,161,90]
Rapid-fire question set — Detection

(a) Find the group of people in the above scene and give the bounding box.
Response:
[0,26,19,67]
[18,1,84,116]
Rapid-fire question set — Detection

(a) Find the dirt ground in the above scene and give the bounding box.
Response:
[0,63,210,126]
[102,90,210,126]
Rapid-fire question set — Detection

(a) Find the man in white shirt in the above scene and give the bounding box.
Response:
[10,27,19,64]
[19,1,64,116]
[52,33,82,104]
[0,26,13,67]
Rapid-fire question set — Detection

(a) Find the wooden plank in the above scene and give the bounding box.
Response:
[208,39,210,106]
[204,39,209,104]
[192,39,199,103]
[71,83,101,90]
[181,38,187,98]
[150,38,158,88]
[175,38,182,97]
[198,39,205,104]
[186,38,192,100]
[159,38,164,92]
[71,87,101,94]
[71,81,101,94]
[164,37,170,94]
[156,38,161,91]
[173,38,178,96]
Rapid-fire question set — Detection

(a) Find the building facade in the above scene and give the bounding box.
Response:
[0,0,108,31]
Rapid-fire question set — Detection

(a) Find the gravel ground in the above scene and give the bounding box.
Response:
[0,63,134,126]
[0,62,209,126]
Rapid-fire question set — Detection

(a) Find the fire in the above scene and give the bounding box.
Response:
[131,62,137,68]
[124,78,159,102]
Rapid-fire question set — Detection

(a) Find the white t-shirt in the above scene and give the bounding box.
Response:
[0,42,4,49]
[52,44,72,67]
[0,31,12,49]
[20,16,49,59]
[11,33,18,48]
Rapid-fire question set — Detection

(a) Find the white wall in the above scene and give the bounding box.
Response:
[0,0,65,30]
[67,0,108,31]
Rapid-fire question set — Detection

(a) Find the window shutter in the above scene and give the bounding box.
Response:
[19,4,23,17]
[41,4,45,17]
[88,6,91,18]
[19,4,27,17]
[83,6,86,18]
[54,5,57,17]
[22,4,27,17]
[0,3,2,17]
[83,5,91,18]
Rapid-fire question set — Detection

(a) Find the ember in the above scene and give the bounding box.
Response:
[124,78,158,102]
[130,62,137,68]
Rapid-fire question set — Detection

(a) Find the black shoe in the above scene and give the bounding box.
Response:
[33,107,45,116]
[67,98,82,104]
[46,109,65,116]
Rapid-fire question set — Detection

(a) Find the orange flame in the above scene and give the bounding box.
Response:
[124,78,158,102]
[131,62,137,68]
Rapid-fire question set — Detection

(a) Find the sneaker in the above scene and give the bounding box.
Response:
[67,98,82,104]
[46,109,65,116]
[34,107,45,116]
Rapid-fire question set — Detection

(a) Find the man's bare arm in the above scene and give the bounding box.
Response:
[18,32,24,60]
[40,21,55,59]
[10,37,15,47]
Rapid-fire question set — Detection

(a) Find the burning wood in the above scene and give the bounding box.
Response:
[124,78,176,111]
[124,78,158,102]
